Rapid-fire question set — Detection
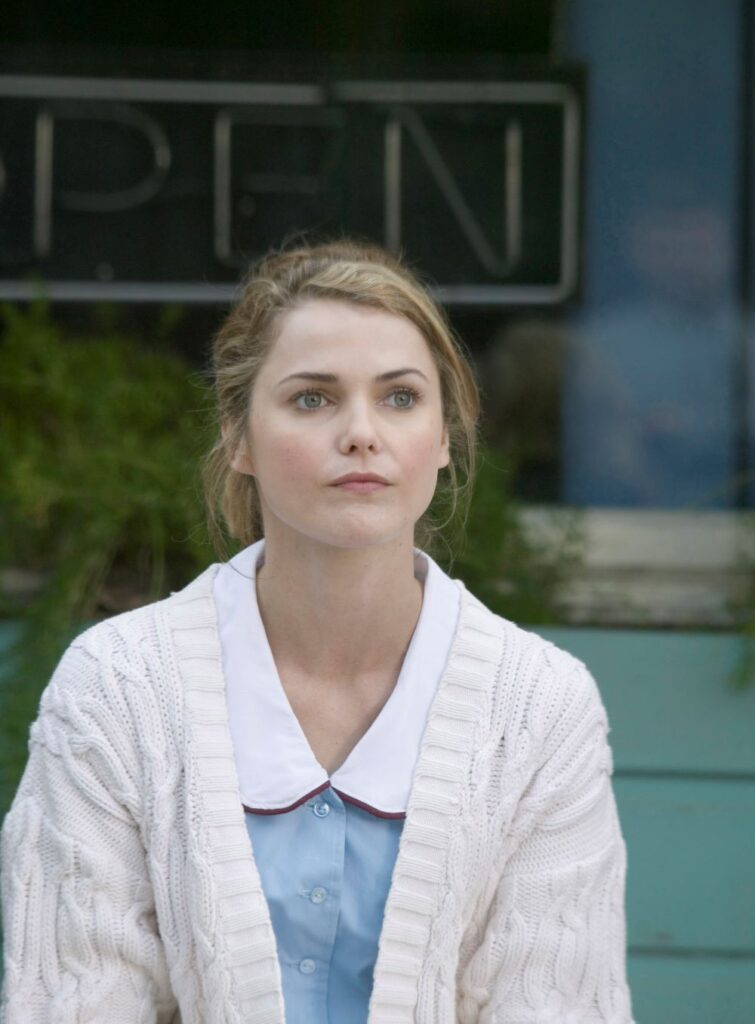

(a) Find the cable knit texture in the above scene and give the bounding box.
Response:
[1,564,635,1023]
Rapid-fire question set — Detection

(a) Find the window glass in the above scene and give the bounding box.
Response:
[551,0,743,508]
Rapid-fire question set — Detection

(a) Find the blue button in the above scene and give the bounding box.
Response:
[313,802,330,818]
[310,887,327,904]
[299,958,316,974]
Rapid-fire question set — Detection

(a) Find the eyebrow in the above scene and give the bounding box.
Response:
[276,367,430,388]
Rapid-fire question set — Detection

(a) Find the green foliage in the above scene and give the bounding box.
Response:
[727,526,755,691]
[429,446,585,626]
[0,301,585,812]
[0,300,218,810]
[711,505,755,690]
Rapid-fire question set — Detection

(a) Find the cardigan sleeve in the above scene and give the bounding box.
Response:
[0,633,178,1024]
[459,658,635,1024]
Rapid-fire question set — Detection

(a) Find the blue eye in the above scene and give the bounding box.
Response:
[292,389,325,409]
[388,389,417,408]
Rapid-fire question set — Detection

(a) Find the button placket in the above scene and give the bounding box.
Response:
[286,786,340,995]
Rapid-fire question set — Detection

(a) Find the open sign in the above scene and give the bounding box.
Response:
[0,74,582,304]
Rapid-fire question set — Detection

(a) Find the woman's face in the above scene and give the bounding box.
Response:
[232,298,450,551]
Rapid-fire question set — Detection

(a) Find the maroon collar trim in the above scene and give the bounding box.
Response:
[334,789,406,819]
[242,780,330,815]
[242,780,406,820]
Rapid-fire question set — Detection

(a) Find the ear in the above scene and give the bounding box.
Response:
[221,420,255,476]
[438,423,451,470]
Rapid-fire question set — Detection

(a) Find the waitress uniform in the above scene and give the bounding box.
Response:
[213,538,461,1023]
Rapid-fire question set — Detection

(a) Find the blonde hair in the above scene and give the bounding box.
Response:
[202,237,481,563]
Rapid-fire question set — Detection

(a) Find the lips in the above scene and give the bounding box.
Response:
[330,473,390,485]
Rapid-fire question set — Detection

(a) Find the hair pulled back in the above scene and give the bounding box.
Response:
[202,237,481,562]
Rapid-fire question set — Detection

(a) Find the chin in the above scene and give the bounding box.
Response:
[314,519,414,551]
[323,526,398,548]
[263,500,419,550]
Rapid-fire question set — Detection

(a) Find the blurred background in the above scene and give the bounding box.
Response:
[1,1,754,1020]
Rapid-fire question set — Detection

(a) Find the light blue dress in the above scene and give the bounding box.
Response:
[213,538,460,1023]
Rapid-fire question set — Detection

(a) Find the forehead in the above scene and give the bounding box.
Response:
[264,298,433,369]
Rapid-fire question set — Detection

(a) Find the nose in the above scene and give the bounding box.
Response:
[337,396,382,454]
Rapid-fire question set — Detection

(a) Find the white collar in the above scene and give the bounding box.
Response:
[213,537,461,818]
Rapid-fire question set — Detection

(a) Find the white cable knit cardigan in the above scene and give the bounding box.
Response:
[0,563,635,1024]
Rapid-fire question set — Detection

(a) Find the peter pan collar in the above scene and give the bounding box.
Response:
[213,537,461,819]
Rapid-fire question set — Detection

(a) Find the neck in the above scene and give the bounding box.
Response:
[254,531,424,685]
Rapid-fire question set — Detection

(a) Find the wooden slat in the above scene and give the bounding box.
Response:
[615,777,755,953]
[628,954,755,1024]
[522,508,755,628]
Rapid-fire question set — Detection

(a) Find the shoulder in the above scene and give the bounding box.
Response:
[75,561,218,649]
[40,563,221,720]
[456,580,609,743]
[18,566,221,826]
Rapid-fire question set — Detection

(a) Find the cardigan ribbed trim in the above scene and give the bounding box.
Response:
[162,563,505,1024]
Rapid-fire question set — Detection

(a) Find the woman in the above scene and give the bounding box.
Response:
[0,239,635,1023]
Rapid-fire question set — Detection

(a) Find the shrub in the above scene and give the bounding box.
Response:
[0,301,215,809]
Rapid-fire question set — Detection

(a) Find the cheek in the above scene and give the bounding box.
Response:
[278,441,319,481]
[253,419,321,484]
[403,427,445,473]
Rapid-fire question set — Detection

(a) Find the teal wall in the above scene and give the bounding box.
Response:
[538,627,755,1024]
[1,622,754,1021]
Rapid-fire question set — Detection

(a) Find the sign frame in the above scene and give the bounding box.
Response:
[0,74,582,305]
